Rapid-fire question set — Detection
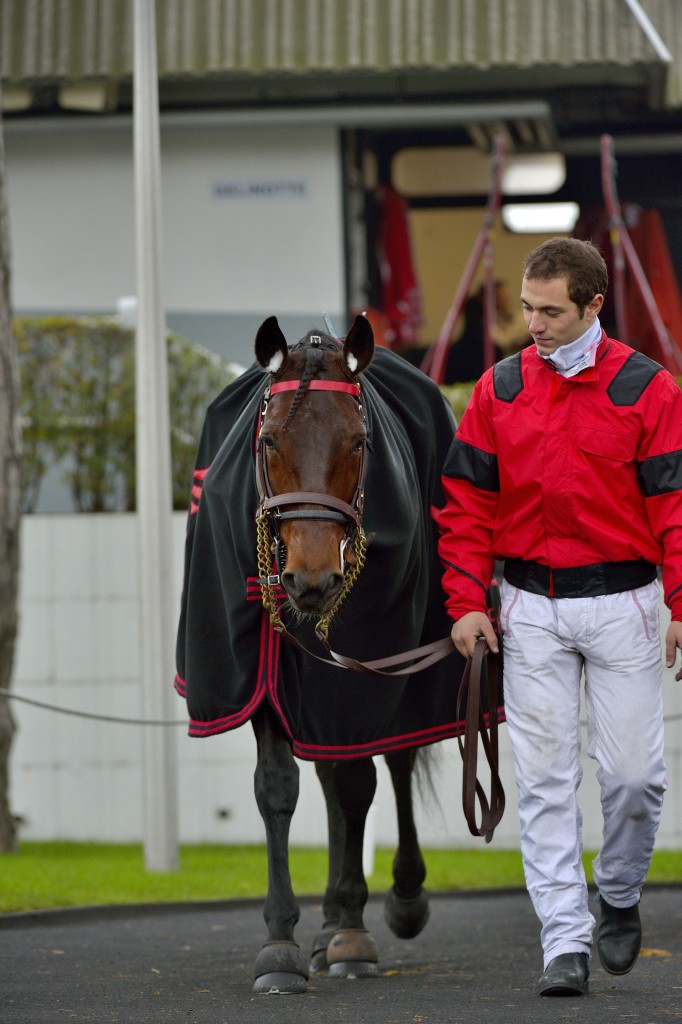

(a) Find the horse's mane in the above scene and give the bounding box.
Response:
[282,330,343,430]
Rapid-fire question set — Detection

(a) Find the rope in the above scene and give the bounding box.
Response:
[0,688,186,726]
[0,687,681,728]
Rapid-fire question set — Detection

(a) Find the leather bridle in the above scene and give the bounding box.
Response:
[255,376,368,579]
[255,375,369,642]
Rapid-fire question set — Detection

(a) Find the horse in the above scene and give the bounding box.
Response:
[175,314,501,993]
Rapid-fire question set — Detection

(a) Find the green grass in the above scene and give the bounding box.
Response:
[1,843,681,915]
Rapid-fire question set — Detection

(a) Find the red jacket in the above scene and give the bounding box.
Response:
[437,333,682,621]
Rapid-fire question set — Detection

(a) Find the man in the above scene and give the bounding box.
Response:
[437,238,682,997]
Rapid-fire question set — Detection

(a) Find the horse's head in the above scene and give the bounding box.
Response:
[255,314,374,621]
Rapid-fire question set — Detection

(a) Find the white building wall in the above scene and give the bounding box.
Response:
[10,514,682,851]
[4,118,346,366]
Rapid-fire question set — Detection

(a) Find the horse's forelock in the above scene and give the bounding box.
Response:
[291,330,338,353]
[279,335,344,430]
[286,332,344,384]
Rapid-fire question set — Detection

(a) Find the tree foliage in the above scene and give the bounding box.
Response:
[14,317,239,513]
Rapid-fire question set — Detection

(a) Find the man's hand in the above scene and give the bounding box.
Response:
[666,620,682,682]
[452,611,499,660]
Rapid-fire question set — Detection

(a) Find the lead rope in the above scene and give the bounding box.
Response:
[256,505,368,643]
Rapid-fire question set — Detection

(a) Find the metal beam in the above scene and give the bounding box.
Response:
[3,100,555,137]
[621,0,673,64]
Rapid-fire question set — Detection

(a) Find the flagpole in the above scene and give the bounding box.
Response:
[133,0,179,871]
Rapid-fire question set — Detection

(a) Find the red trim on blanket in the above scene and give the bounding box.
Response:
[246,576,286,602]
[290,709,506,761]
[189,467,212,515]
[185,611,275,737]
[185,700,506,753]
[264,628,295,743]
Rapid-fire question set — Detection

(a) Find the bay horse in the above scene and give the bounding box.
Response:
[175,314,499,993]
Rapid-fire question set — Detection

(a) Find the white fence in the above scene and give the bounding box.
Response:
[9,514,682,850]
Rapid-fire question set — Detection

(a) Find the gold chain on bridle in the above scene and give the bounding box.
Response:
[256,506,284,631]
[256,504,367,645]
[315,529,367,643]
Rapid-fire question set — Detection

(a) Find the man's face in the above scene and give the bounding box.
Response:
[520,275,603,357]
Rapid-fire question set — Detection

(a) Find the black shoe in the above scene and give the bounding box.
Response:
[537,952,589,996]
[596,894,642,975]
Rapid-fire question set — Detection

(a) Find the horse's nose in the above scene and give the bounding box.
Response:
[281,569,343,613]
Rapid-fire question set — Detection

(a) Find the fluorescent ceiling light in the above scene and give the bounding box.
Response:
[503,153,566,195]
[502,202,580,233]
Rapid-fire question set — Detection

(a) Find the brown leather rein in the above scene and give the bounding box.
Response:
[274,625,504,840]
[255,374,505,840]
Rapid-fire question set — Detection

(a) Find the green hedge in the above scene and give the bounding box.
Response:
[439,382,476,424]
[14,317,239,512]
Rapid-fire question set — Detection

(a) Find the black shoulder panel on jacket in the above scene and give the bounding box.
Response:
[443,438,500,493]
[493,352,523,403]
[606,351,663,406]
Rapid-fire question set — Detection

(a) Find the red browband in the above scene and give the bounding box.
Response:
[270,380,360,396]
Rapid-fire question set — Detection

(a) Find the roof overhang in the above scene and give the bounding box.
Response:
[1,0,680,129]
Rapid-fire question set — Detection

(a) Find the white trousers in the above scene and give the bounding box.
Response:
[500,580,667,968]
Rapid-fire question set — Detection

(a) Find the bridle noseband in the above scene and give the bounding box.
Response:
[255,374,369,641]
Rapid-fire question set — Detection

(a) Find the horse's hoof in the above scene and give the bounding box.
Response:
[327,927,379,978]
[310,924,339,972]
[253,971,308,994]
[384,885,430,939]
[328,959,380,978]
[253,941,309,994]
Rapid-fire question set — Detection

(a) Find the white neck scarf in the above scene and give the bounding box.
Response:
[540,317,602,378]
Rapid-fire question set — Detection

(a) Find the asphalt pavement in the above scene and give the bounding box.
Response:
[1,886,681,1023]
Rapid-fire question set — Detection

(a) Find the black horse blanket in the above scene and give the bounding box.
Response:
[175,344,502,760]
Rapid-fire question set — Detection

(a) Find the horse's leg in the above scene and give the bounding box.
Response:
[310,761,344,972]
[383,748,431,939]
[326,757,380,977]
[251,702,309,994]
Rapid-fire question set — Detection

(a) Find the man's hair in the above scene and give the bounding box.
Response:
[523,238,608,313]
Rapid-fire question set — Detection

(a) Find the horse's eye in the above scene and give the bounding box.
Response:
[260,432,275,450]
[352,435,366,453]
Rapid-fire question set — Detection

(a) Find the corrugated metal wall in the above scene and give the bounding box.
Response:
[1,0,675,80]
[1,0,131,80]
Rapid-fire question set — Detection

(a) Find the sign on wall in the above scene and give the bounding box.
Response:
[211,179,309,201]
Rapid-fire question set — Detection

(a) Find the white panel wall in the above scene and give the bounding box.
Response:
[9,514,682,850]
[6,128,136,311]
[158,125,344,314]
[4,120,344,318]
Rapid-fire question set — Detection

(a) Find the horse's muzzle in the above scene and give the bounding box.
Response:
[280,568,344,614]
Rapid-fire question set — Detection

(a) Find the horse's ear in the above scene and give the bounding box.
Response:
[255,316,289,373]
[342,314,375,377]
